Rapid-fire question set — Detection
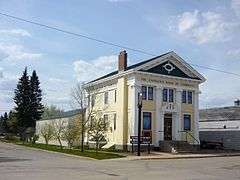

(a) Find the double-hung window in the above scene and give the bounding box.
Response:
[148,87,153,100]
[114,90,117,103]
[113,113,116,130]
[103,114,108,129]
[169,89,174,102]
[182,90,187,103]
[183,114,191,131]
[91,94,95,107]
[142,86,147,100]
[163,88,174,102]
[143,112,152,130]
[142,86,154,100]
[187,91,193,104]
[182,90,193,104]
[104,91,108,105]
[163,88,168,102]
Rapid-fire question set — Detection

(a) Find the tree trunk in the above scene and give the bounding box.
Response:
[96,140,99,154]
[81,114,84,152]
[57,137,62,149]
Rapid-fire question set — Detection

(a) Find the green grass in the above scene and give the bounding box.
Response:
[17,143,125,160]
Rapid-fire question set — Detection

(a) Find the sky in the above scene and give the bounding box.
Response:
[0,0,240,114]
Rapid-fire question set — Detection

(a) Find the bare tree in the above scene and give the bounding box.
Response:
[88,111,110,153]
[40,122,54,145]
[71,83,97,152]
[61,117,81,148]
[52,119,65,149]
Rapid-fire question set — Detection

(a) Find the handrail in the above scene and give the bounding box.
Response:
[178,130,200,144]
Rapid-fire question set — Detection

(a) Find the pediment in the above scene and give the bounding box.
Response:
[136,52,205,81]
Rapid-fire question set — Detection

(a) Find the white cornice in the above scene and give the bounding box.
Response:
[84,51,205,88]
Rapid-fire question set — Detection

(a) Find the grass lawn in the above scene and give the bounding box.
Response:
[16,142,125,160]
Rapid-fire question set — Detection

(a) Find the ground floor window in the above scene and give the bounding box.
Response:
[113,113,116,130]
[143,112,152,130]
[183,114,191,131]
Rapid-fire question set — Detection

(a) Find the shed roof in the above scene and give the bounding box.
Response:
[200,106,240,122]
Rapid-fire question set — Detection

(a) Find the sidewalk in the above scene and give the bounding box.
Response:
[112,150,240,161]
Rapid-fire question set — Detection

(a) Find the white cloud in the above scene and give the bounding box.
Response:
[49,77,68,83]
[73,55,118,82]
[0,29,31,37]
[227,49,240,57]
[0,67,3,79]
[231,0,240,17]
[0,73,17,112]
[176,10,238,44]
[0,43,42,62]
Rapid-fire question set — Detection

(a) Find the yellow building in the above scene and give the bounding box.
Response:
[84,51,205,150]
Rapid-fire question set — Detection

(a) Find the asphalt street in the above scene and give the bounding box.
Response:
[0,142,240,180]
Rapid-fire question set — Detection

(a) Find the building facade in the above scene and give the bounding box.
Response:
[199,101,240,150]
[84,51,205,149]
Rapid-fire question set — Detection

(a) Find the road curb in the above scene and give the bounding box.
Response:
[129,153,240,161]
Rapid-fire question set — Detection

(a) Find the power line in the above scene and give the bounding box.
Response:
[0,12,240,77]
[0,12,155,56]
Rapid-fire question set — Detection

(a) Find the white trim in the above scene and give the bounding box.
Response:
[134,52,205,82]
[84,52,205,88]
[136,70,202,83]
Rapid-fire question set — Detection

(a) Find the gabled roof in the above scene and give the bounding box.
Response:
[87,51,205,85]
[200,106,240,122]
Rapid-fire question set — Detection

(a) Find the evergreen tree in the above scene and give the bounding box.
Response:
[30,70,44,128]
[8,111,18,134]
[2,112,9,133]
[0,115,3,133]
[14,68,32,136]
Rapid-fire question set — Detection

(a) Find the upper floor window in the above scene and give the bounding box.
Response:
[104,91,108,104]
[183,114,191,131]
[142,86,154,100]
[187,91,193,104]
[143,112,152,130]
[142,86,147,100]
[163,88,174,102]
[148,87,153,100]
[169,89,174,102]
[182,90,193,104]
[163,89,168,102]
[182,90,187,103]
[114,90,117,103]
[91,94,95,107]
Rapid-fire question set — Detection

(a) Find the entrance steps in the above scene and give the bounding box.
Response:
[159,141,199,153]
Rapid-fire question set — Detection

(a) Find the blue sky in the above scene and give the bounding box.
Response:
[0,0,240,113]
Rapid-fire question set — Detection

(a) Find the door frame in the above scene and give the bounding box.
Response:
[164,113,173,140]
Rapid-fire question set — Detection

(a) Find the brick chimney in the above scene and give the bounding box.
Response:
[118,50,127,72]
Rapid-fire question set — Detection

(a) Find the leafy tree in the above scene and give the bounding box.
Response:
[14,68,32,138]
[40,122,55,145]
[88,112,110,153]
[41,105,64,119]
[30,70,44,126]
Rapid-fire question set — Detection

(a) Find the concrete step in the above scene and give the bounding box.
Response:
[159,141,198,153]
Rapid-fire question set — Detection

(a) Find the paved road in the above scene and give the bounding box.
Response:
[0,142,240,180]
